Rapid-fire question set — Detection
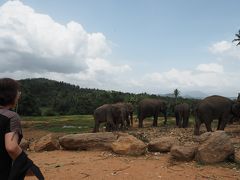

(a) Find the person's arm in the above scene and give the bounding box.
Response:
[5,132,22,160]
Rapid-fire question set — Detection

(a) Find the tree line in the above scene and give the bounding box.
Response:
[17,78,198,116]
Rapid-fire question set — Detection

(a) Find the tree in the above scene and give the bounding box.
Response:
[18,91,41,116]
[233,30,240,46]
[174,89,180,103]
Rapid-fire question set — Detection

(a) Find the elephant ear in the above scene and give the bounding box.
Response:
[232,102,240,117]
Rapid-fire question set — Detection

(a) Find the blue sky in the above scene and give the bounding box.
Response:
[0,0,239,97]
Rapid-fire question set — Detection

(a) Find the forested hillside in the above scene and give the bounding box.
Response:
[17,78,197,116]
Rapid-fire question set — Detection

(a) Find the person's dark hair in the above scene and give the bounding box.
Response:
[0,78,20,106]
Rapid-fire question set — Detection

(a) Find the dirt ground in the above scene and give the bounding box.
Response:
[23,122,240,180]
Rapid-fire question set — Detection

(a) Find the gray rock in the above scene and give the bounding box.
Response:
[111,134,146,156]
[148,137,179,152]
[234,149,240,164]
[170,145,198,161]
[30,133,60,152]
[59,132,117,151]
[195,131,234,164]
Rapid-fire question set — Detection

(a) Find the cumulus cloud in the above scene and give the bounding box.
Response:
[1,1,239,97]
[209,41,232,54]
[209,40,240,60]
[0,1,128,77]
[196,63,223,73]
[129,63,239,97]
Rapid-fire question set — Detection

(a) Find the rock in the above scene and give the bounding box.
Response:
[170,145,198,161]
[148,137,179,152]
[30,133,60,152]
[111,134,147,156]
[193,132,212,143]
[59,132,118,151]
[230,137,240,145]
[20,138,30,151]
[195,131,234,164]
[234,149,240,164]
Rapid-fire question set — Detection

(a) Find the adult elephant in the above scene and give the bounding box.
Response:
[138,98,167,128]
[93,103,126,132]
[113,102,134,128]
[174,103,190,128]
[111,103,128,130]
[194,95,240,135]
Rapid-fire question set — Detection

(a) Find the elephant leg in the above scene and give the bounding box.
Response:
[121,117,127,130]
[153,114,158,127]
[184,116,189,128]
[219,116,231,130]
[217,118,222,130]
[179,116,183,128]
[194,116,201,135]
[175,113,179,127]
[126,115,130,127]
[182,114,188,128]
[93,121,100,132]
[204,121,212,132]
[130,114,133,127]
[138,117,144,128]
[228,117,234,124]
[105,122,111,132]
[163,114,167,125]
[109,120,117,131]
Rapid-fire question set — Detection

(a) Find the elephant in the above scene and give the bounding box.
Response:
[174,102,190,128]
[124,102,134,127]
[93,103,127,132]
[194,95,240,135]
[110,103,128,130]
[137,98,167,128]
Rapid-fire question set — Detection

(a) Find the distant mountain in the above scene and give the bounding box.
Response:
[161,93,175,98]
[161,91,208,99]
[183,91,209,99]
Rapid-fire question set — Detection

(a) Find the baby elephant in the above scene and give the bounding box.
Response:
[174,103,190,128]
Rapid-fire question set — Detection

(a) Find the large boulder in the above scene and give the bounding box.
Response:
[111,134,147,156]
[195,131,234,164]
[59,132,118,151]
[30,133,60,152]
[234,149,240,164]
[170,144,198,161]
[148,137,179,152]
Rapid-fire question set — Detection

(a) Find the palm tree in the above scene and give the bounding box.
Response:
[173,89,180,104]
[233,30,240,46]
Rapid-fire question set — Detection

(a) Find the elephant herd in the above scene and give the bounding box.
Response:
[93,95,240,135]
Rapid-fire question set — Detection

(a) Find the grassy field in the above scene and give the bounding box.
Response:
[22,115,95,133]
[22,115,198,134]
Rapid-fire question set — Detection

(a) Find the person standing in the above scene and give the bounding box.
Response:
[0,78,44,180]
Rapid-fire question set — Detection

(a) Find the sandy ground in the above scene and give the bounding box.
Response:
[24,150,240,180]
[23,121,240,180]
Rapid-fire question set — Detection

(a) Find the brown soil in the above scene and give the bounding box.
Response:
[23,122,240,180]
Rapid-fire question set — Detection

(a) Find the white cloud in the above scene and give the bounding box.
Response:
[0,1,128,77]
[209,41,232,54]
[196,63,223,73]
[209,40,240,60]
[130,64,239,97]
[1,1,239,97]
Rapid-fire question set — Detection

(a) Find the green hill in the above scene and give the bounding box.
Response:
[17,78,197,116]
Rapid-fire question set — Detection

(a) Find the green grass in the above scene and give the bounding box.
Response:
[22,115,95,133]
[21,114,198,134]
